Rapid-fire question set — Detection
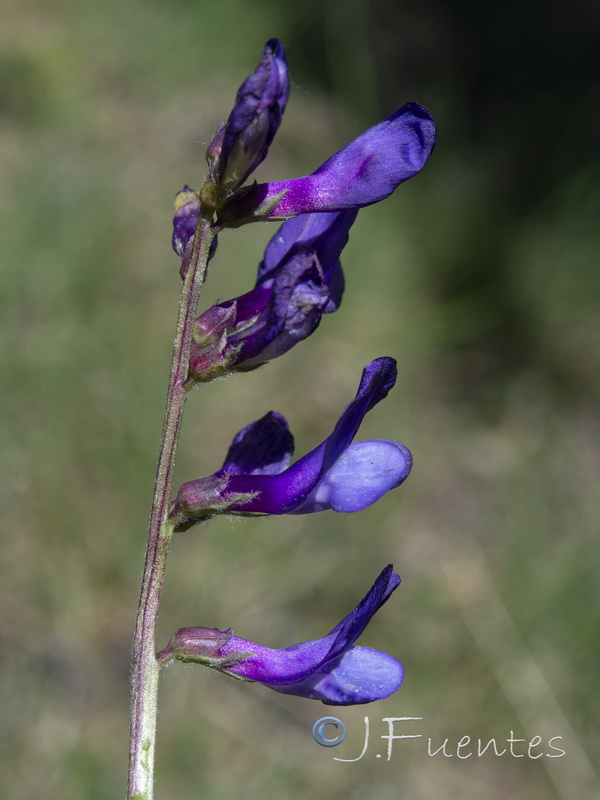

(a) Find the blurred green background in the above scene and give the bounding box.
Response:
[1,0,599,798]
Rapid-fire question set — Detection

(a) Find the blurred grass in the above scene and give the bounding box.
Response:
[1,1,599,798]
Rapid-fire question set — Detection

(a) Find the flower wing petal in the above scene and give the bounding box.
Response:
[270,646,403,705]
[291,440,412,514]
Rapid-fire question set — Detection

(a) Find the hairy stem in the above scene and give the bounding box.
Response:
[128,217,215,800]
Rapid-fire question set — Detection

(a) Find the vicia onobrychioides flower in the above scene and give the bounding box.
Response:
[186,209,357,382]
[158,565,403,705]
[171,357,412,528]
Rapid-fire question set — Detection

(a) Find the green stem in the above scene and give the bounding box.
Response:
[127,217,215,800]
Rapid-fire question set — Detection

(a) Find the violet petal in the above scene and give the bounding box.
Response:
[222,357,401,514]
[219,38,289,190]
[291,440,413,514]
[220,103,436,223]
[270,646,404,705]
[257,210,358,289]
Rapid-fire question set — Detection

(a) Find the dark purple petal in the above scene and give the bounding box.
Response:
[325,564,400,660]
[220,103,436,224]
[218,39,289,190]
[324,259,345,314]
[320,357,398,474]
[219,412,294,476]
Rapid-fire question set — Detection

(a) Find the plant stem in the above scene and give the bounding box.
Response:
[128,217,215,800]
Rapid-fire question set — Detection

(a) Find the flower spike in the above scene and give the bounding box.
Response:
[158,565,404,705]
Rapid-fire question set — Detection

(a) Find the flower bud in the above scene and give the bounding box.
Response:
[200,40,289,213]
[172,187,201,258]
[217,39,289,192]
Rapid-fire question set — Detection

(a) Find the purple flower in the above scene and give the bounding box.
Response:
[202,39,289,207]
[158,565,403,705]
[172,358,412,525]
[188,210,357,381]
[219,102,436,226]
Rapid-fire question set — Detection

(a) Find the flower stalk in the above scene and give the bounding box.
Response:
[127,215,216,800]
